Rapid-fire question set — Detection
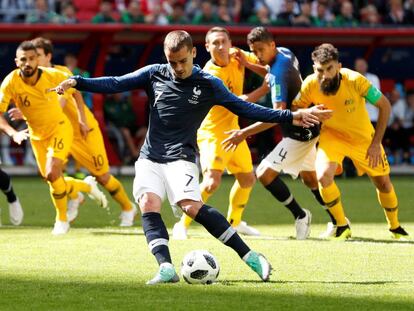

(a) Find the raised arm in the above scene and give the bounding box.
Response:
[212,77,327,127]
[54,65,156,95]
[231,48,268,77]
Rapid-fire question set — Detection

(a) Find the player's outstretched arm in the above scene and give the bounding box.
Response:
[239,78,269,103]
[222,122,275,152]
[54,65,155,95]
[292,105,332,127]
[54,78,77,95]
[231,48,268,77]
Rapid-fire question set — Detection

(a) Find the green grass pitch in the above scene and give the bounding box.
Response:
[0,175,413,310]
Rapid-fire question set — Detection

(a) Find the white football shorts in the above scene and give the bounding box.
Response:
[133,158,202,217]
[258,137,318,179]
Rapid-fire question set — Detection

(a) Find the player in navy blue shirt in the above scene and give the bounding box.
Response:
[223,27,333,240]
[54,30,331,284]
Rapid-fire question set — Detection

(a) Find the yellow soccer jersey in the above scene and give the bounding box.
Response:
[293,68,374,144]
[198,49,258,139]
[0,67,74,140]
[54,65,99,133]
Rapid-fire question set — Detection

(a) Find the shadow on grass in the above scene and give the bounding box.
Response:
[1,277,412,311]
[221,279,412,286]
[91,230,145,236]
[346,237,414,245]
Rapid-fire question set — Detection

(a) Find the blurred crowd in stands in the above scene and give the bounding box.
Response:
[0,0,414,167]
[4,51,414,167]
[0,0,414,26]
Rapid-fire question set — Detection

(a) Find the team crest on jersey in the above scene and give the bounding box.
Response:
[189,85,201,105]
[344,98,355,113]
[344,99,354,106]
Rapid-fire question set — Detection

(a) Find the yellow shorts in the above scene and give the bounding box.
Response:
[70,124,110,176]
[198,136,253,174]
[317,131,390,177]
[31,119,74,178]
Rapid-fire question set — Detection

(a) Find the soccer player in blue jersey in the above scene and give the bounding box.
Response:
[53,30,331,284]
[223,27,334,240]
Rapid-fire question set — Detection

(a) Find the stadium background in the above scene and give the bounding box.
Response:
[1,4,414,308]
[0,24,413,172]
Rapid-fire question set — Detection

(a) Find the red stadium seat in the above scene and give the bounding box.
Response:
[404,79,414,91]
[73,0,101,23]
[380,79,395,94]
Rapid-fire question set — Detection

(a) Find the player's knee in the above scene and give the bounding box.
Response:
[302,175,318,189]
[318,174,334,188]
[179,200,202,218]
[238,173,256,188]
[375,179,393,193]
[95,173,110,185]
[139,194,161,213]
[45,168,60,182]
[256,167,276,186]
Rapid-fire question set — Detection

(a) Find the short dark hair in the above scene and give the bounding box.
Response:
[311,43,339,64]
[247,27,274,45]
[205,27,230,43]
[16,41,36,53]
[32,37,53,55]
[164,30,193,53]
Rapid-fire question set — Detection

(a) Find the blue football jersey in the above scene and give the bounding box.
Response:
[269,47,319,141]
[74,64,294,163]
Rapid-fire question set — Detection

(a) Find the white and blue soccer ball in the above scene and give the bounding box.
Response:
[181,250,220,284]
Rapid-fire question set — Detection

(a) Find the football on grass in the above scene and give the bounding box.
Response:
[181,250,220,284]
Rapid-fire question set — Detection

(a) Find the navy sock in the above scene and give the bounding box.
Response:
[0,169,16,203]
[194,205,250,258]
[141,212,171,265]
[264,176,305,219]
[311,189,336,224]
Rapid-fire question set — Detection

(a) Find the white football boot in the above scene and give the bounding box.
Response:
[119,202,138,227]
[52,220,70,235]
[295,208,312,240]
[172,222,188,240]
[67,192,85,222]
[233,221,260,236]
[83,176,108,209]
[9,198,24,226]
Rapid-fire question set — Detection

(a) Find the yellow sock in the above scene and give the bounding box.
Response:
[49,177,68,222]
[179,214,193,228]
[201,187,212,203]
[319,182,347,226]
[179,185,213,229]
[64,176,91,199]
[103,175,132,211]
[377,187,399,229]
[227,181,252,227]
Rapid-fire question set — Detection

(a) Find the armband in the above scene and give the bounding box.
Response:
[365,85,382,105]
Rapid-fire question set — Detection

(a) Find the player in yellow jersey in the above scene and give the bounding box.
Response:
[16,37,137,226]
[0,41,107,235]
[293,43,410,240]
[172,27,269,239]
